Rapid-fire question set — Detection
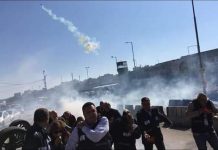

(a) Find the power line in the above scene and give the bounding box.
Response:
[0,79,43,86]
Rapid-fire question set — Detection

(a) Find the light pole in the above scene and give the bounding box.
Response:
[111,56,117,63]
[125,41,136,69]
[71,73,74,81]
[187,45,197,55]
[43,70,47,90]
[191,0,206,94]
[85,67,90,79]
[111,56,118,71]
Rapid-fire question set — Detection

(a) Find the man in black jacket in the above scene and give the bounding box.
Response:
[186,93,218,149]
[103,102,121,127]
[111,109,141,150]
[136,97,172,150]
[22,108,51,150]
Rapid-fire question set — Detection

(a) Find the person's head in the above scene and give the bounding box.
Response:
[34,108,49,128]
[49,120,65,138]
[77,116,84,122]
[100,101,104,108]
[63,111,71,119]
[104,102,111,112]
[58,117,66,122]
[122,109,134,125]
[141,97,151,110]
[49,110,58,122]
[197,93,208,107]
[82,102,98,125]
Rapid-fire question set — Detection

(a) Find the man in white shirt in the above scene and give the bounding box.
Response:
[65,102,112,150]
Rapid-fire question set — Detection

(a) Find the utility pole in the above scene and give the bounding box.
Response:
[191,0,207,94]
[125,41,136,70]
[85,67,90,79]
[187,45,197,55]
[71,73,73,81]
[43,70,47,90]
[61,76,63,84]
[111,56,118,71]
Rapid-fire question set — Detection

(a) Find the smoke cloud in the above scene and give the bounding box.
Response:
[1,72,202,133]
[41,5,100,54]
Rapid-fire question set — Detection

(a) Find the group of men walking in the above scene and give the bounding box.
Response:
[22,93,218,150]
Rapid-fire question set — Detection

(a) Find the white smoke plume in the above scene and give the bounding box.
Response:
[41,5,100,54]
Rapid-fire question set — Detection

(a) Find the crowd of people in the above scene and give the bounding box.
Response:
[22,93,218,150]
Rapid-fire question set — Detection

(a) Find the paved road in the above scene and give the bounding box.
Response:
[136,127,213,150]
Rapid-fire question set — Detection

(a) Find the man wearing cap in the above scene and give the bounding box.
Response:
[186,93,218,149]
[136,97,172,150]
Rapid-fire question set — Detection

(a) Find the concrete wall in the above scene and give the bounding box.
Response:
[166,106,218,131]
[166,106,190,128]
[117,104,218,132]
[117,105,165,118]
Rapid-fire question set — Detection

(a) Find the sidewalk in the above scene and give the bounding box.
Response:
[136,127,213,150]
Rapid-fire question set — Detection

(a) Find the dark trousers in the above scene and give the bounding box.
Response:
[143,138,165,150]
[193,131,218,150]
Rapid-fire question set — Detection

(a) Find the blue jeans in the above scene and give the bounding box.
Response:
[193,131,218,150]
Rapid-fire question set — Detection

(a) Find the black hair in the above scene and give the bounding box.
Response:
[197,93,207,100]
[34,108,49,123]
[122,109,130,116]
[141,97,150,103]
[82,102,95,111]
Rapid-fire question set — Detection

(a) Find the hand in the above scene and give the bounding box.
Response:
[144,133,155,143]
[201,107,212,114]
[147,136,155,143]
[162,121,173,128]
[168,122,173,128]
[54,136,62,145]
[144,133,150,139]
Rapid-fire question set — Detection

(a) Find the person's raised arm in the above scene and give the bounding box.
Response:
[81,117,109,143]
[65,127,79,150]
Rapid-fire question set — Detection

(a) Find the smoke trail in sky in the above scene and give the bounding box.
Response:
[41,5,100,53]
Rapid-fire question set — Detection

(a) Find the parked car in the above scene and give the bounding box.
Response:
[0,111,11,126]
[0,119,30,149]
[7,109,21,120]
